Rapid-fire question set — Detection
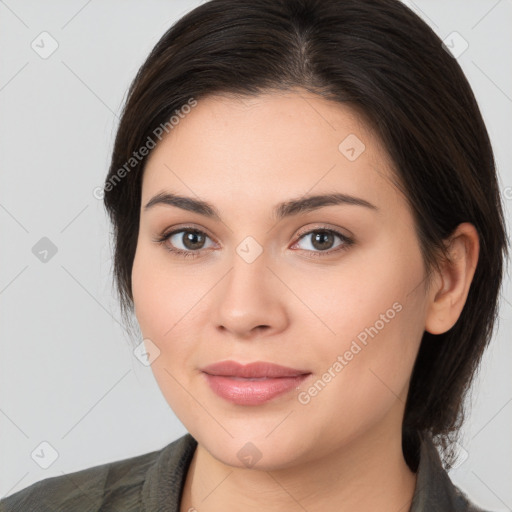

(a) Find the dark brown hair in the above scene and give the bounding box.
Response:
[103,0,508,470]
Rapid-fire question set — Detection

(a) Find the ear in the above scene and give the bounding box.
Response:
[425,222,480,335]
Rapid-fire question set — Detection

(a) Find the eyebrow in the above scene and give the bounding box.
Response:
[143,191,378,221]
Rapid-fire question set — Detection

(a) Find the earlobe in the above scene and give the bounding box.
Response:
[424,222,480,335]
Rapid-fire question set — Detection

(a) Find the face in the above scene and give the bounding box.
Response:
[131,89,431,470]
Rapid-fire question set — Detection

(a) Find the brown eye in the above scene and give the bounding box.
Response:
[294,228,353,255]
[154,227,215,259]
[174,230,207,250]
[310,230,336,251]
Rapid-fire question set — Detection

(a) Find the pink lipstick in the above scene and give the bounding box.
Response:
[201,360,311,405]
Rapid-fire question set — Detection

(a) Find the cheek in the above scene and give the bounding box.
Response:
[292,246,426,433]
[132,243,197,339]
[131,245,203,416]
[288,240,424,357]
[293,295,424,450]
[131,243,218,381]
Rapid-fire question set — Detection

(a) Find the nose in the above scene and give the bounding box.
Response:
[212,249,289,340]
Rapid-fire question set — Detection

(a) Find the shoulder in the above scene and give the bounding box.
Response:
[0,434,195,512]
[412,434,495,512]
[0,450,159,512]
[451,487,492,512]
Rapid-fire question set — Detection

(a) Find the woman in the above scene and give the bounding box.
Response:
[1,0,507,510]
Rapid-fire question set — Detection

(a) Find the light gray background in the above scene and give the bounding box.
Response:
[1,0,511,509]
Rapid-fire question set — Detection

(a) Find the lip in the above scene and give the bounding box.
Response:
[201,360,311,405]
[201,360,310,378]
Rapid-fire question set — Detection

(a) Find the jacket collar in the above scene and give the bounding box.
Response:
[410,433,483,511]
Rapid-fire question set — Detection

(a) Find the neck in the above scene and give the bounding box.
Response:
[180,422,417,512]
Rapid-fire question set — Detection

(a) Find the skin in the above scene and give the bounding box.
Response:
[131,89,479,512]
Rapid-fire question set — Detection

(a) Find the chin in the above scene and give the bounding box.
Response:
[192,424,315,471]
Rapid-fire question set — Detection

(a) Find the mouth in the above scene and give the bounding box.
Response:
[200,360,311,405]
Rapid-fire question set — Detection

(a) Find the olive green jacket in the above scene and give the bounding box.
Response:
[0,433,490,511]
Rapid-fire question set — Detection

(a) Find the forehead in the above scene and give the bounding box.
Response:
[141,90,401,215]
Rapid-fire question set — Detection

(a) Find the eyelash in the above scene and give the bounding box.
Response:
[153,225,354,260]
